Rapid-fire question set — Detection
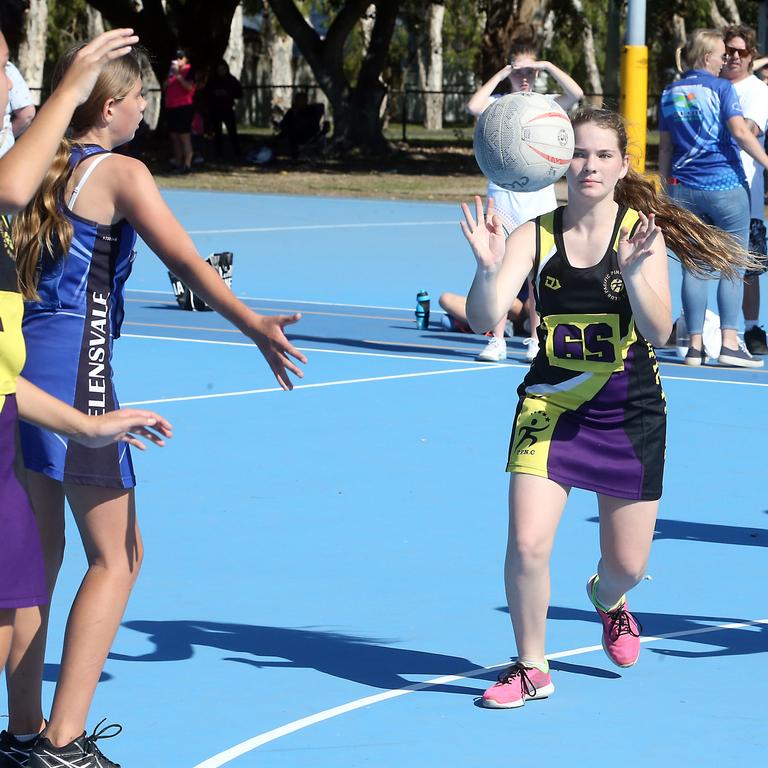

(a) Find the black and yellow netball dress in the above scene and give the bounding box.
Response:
[508,206,666,501]
[0,214,48,610]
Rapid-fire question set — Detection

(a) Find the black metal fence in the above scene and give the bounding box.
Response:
[28,84,664,141]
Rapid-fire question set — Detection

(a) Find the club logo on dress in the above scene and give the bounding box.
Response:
[602,269,624,301]
[544,275,561,290]
[514,410,551,452]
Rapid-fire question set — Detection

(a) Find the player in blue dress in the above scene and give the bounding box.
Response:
[461,108,760,709]
[0,29,174,768]
[6,43,304,767]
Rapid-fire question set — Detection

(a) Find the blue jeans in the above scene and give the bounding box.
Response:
[668,183,749,334]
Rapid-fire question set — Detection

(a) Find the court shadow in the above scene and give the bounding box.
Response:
[111,620,490,696]
[586,516,768,548]
[43,663,112,683]
[496,605,768,659]
[287,333,480,361]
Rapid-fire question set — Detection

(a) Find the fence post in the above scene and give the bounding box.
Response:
[401,89,407,143]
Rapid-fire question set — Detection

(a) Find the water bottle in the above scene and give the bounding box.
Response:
[415,290,430,329]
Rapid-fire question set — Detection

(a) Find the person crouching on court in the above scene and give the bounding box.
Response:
[3,43,306,767]
[460,108,762,709]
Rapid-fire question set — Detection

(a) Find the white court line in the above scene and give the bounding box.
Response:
[121,333,490,365]
[186,220,455,235]
[122,364,507,406]
[191,617,768,768]
[124,290,439,314]
[122,333,768,389]
[662,374,768,387]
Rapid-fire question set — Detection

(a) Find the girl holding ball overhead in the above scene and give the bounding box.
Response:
[464,42,583,363]
[461,107,761,709]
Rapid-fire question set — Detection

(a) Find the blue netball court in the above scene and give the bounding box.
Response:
[8,189,766,767]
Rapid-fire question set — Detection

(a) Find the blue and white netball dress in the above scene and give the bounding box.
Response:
[507,206,667,501]
[20,145,137,488]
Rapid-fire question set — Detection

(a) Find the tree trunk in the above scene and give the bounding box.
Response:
[87,0,241,85]
[85,4,105,38]
[263,4,295,119]
[224,3,245,79]
[570,0,602,105]
[423,3,444,131]
[708,1,727,28]
[267,0,398,153]
[710,0,740,27]
[17,0,48,106]
[481,0,552,81]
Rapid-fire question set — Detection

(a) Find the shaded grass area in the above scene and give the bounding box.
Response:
[144,126,660,202]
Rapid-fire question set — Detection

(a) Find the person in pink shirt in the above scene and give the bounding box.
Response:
[165,48,195,173]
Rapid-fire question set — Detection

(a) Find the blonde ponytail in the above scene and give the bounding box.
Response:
[13,138,74,300]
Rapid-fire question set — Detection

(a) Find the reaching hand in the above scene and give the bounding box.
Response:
[80,409,173,450]
[618,212,661,275]
[460,196,506,271]
[57,28,140,106]
[249,313,307,391]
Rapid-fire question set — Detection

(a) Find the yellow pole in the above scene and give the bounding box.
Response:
[620,45,648,173]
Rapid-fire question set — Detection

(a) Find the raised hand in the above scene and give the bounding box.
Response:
[618,212,661,275]
[57,28,139,106]
[249,313,307,391]
[460,196,506,271]
[80,409,173,451]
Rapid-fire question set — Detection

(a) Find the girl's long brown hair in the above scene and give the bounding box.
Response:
[571,107,760,279]
[13,47,141,300]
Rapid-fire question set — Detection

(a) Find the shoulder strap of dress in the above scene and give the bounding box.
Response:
[533,208,557,279]
[611,207,641,251]
[68,152,112,209]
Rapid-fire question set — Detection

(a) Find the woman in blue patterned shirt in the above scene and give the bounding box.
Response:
[659,28,768,367]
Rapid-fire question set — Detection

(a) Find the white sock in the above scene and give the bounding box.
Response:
[745,319,759,331]
[518,658,549,674]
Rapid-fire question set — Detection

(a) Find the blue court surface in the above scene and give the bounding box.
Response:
[8,190,768,766]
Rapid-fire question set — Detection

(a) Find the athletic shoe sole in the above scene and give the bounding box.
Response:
[481,682,555,708]
[717,354,764,368]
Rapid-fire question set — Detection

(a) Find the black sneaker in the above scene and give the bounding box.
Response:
[718,341,765,368]
[0,730,38,768]
[744,325,768,355]
[29,721,122,768]
[684,346,706,366]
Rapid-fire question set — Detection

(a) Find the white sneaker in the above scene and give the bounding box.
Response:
[476,336,507,361]
[523,337,539,361]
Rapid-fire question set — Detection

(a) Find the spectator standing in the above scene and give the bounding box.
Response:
[164,48,195,173]
[659,28,768,368]
[207,59,242,157]
[0,61,35,157]
[466,41,583,362]
[721,24,768,355]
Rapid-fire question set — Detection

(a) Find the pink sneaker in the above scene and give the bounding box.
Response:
[481,662,555,709]
[586,575,643,668]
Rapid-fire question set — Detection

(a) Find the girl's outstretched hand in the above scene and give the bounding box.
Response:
[249,313,307,391]
[58,28,140,106]
[79,409,173,451]
[618,212,661,275]
[460,196,506,271]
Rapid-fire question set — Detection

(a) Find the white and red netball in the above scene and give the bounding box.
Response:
[474,92,574,192]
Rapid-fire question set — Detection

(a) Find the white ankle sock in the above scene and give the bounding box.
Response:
[518,658,549,674]
[745,319,759,331]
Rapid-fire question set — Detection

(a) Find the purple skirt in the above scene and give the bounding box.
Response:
[0,394,48,608]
